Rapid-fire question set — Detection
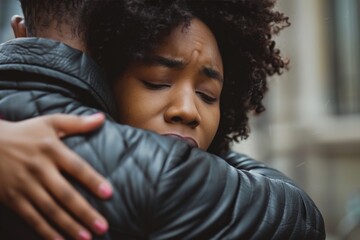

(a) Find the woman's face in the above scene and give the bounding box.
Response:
[113,18,223,150]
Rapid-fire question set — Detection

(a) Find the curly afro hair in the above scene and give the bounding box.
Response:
[83,0,290,155]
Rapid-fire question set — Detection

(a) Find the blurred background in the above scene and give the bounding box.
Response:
[1,0,359,239]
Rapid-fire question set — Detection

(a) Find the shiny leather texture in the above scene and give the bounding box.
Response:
[0,38,325,239]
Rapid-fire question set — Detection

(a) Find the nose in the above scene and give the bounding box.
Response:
[164,91,201,128]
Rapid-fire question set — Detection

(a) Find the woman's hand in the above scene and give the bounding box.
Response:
[0,113,112,240]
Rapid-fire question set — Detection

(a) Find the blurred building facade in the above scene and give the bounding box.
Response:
[234,0,360,239]
[1,0,359,239]
[0,0,20,42]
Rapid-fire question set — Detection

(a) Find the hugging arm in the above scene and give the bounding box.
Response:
[67,121,325,239]
[1,118,325,239]
[0,114,112,240]
[146,149,325,239]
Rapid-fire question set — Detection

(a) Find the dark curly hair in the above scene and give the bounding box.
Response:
[83,0,290,155]
[19,0,85,36]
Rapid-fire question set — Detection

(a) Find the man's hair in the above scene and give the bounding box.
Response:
[84,0,290,155]
[19,0,85,36]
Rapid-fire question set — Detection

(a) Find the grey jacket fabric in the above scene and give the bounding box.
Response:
[0,38,325,239]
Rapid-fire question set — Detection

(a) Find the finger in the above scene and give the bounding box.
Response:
[24,180,93,240]
[45,113,105,138]
[43,168,109,235]
[9,193,64,240]
[53,140,112,199]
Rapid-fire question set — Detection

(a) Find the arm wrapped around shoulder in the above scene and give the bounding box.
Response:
[70,121,325,239]
[0,119,325,239]
[143,148,325,239]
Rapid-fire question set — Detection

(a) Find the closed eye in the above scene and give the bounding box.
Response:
[196,91,217,104]
[141,80,170,90]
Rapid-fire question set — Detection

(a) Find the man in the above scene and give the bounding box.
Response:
[0,0,325,239]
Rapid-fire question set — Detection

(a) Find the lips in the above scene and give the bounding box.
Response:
[162,134,199,148]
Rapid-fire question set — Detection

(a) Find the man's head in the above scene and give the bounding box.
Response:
[11,0,86,50]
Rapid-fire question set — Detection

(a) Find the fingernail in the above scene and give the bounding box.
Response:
[93,219,108,233]
[53,237,64,240]
[91,112,104,119]
[84,113,104,122]
[99,182,113,198]
[78,230,91,240]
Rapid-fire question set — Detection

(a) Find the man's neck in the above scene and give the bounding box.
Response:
[36,23,85,52]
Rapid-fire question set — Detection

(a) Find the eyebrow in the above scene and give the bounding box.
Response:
[203,67,223,83]
[145,55,223,83]
[144,55,185,68]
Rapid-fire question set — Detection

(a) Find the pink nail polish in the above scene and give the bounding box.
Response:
[94,219,109,233]
[53,237,64,240]
[99,182,113,198]
[91,112,104,120]
[83,113,103,122]
[78,230,91,240]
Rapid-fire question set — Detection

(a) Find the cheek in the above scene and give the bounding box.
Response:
[116,89,164,129]
[118,96,152,126]
[114,80,140,124]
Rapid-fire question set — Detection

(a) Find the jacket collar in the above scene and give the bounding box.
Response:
[0,37,118,118]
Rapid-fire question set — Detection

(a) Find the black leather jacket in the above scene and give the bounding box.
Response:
[0,38,325,239]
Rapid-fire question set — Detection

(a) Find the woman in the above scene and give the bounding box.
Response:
[85,0,289,155]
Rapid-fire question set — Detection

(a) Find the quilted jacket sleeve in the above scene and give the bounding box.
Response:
[62,119,325,240]
[0,39,324,239]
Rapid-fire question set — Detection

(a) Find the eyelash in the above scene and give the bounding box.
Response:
[141,80,170,90]
[141,80,217,104]
[196,91,217,104]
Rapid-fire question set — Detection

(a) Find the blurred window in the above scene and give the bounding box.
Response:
[330,0,360,115]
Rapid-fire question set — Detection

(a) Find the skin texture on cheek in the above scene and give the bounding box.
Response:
[113,18,223,151]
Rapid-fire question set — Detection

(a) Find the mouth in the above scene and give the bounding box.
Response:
[162,134,199,148]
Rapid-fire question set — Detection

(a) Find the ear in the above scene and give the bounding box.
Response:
[11,15,27,38]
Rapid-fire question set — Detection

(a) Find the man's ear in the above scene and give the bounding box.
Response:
[11,15,27,38]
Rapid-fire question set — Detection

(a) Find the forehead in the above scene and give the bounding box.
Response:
[152,18,223,73]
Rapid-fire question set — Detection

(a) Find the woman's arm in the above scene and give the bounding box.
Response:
[0,114,112,240]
